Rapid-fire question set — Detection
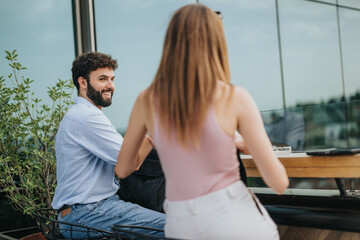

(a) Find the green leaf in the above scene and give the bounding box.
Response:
[0,50,74,214]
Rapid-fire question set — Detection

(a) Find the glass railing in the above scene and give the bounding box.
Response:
[251,100,360,196]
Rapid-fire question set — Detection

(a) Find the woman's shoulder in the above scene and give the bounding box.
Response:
[137,89,148,99]
[134,88,154,118]
[233,85,252,100]
[216,81,251,103]
[135,88,152,105]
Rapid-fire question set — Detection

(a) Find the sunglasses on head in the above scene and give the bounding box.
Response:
[215,11,223,20]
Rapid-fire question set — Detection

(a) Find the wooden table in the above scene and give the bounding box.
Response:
[241,153,360,196]
[241,153,360,178]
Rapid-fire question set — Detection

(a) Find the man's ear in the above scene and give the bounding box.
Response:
[78,77,87,91]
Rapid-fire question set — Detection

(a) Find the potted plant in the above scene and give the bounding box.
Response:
[0,50,74,238]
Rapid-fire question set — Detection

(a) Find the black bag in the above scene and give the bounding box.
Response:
[117,149,165,212]
[117,148,247,213]
[237,149,247,186]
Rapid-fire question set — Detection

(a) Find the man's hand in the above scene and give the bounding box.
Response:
[235,131,250,155]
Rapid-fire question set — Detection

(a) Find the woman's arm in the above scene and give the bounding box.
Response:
[235,131,250,154]
[235,87,289,194]
[115,92,152,178]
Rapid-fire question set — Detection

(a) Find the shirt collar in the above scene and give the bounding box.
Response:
[74,96,101,111]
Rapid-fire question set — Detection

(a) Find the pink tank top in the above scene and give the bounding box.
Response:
[153,105,240,201]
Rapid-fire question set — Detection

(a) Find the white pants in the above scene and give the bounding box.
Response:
[164,181,279,240]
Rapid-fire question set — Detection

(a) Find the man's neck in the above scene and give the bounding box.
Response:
[78,93,102,110]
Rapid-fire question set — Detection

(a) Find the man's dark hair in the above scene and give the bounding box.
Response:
[71,52,118,91]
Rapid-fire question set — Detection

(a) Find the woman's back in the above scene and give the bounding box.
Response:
[153,94,239,201]
[148,82,283,239]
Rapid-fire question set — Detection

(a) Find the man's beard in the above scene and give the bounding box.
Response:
[86,81,113,108]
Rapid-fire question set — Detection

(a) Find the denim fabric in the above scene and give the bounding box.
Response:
[58,195,165,239]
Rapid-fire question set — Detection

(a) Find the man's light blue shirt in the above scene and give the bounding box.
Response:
[52,97,123,210]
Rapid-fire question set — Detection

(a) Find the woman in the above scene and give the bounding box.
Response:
[116,3,289,239]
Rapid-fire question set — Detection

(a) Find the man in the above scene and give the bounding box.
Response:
[265,110,305,151]
[51,52,165,238]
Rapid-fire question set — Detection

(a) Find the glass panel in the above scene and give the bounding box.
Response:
[339,8,360,100]
[262,103,348,150]
[289,178,338,190]
[304,102,348,149]
[262,108,305,151]
[95,0,194,132]
[347,100,360,147]
[201,0,283,111]
[256,102,360,195]
[339,0,360,9]
[279,0,343,108]
[321,0,336,3]
[0,0,75,103]
[339,7,360,148]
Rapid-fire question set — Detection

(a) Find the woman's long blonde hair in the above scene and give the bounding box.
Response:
[148,4,231,148]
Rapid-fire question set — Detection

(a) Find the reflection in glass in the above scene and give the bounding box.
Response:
[257,101,360,194]
[346,100,360,147]
[263,108,305,151]
[261,101,357,151]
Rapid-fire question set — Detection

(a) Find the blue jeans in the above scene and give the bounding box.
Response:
[58,194,165,239]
